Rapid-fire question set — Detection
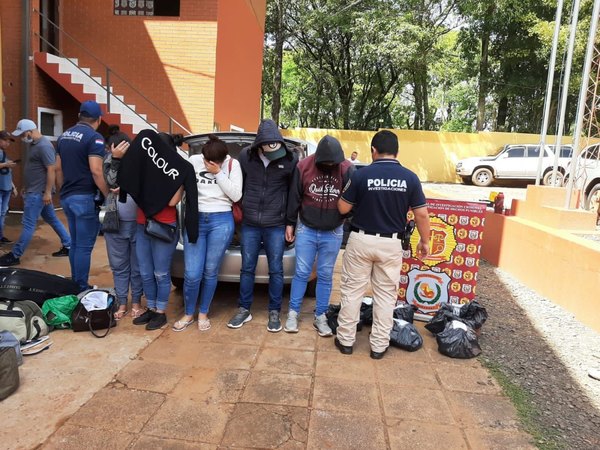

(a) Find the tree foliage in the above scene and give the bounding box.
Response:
[262,0,594,133]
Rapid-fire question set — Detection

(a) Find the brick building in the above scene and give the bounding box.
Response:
[0,0,266,204]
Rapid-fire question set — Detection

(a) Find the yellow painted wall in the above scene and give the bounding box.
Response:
[282,128,580,182]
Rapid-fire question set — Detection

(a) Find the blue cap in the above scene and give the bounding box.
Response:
[79,101,103,119]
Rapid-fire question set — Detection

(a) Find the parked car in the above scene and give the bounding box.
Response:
[455,144,573,187]
[170,132,316,289]
[568,143,600,212]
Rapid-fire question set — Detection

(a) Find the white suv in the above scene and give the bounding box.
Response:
[569,143,600,212]
[456,144,573,187]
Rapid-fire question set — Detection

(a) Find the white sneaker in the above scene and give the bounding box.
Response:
[284,310,299,333]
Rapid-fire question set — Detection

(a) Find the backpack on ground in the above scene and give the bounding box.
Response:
[0,300,50,343]
[0,330,22,366]
[0,346,20,401]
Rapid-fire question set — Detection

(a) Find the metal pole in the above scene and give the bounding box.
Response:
[536,0,564,185]
[106,68,111,113]
[565,0,600,208]
[22,0,31,120]
[550,0,582,187]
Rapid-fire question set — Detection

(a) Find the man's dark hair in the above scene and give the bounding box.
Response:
[202,134,228,163]
[371,130,398,156]
[106,124,131,148]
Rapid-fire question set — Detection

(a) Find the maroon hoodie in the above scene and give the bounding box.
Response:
[286,135,354,230]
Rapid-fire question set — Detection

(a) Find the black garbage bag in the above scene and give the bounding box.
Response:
[326,304,363,334]
[393,303,415,323]
[326,304,341,334]
[424,303,456,334]
[460,301,488,330]
[360,299,373,326]
[389,318,423,351]
[436,320,481,359]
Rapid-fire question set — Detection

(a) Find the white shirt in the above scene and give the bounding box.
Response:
[189,154,243,212]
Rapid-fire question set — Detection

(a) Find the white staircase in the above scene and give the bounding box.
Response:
[44,54,158,134]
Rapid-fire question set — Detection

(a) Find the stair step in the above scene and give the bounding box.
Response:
[38,52,164,135]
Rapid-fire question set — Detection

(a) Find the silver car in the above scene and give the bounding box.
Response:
[170,132,316,289]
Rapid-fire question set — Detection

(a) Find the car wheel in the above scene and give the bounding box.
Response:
[471,168,493,187]
[543,170,564,186]
[305,278,317,297]
[461,176,473,185]
[171,277,184,290]
[585,184,600,213]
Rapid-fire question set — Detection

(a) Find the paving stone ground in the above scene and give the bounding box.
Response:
[1,211,536,450]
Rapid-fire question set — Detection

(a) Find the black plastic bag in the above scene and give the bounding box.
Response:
[436,320,481,359]
[326,304,341,334]
[360,300,373,326]
[424,304,456,334]
[460,301,488,330]
[326,304,363,334]
[393,303,415,323]
[389,318,423,351]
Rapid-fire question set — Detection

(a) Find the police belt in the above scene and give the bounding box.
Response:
[350,226,401,240]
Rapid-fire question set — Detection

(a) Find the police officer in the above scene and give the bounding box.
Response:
[335,130,430,359]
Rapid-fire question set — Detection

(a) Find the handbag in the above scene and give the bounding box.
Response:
[101,192,120,233]
[145,218,177,243]
[227,158,243,225]
[71,289,117,338]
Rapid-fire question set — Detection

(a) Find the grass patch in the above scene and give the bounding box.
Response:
[480,358,565,450]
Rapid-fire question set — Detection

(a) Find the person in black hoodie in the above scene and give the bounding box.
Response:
[116,131,198,331]
[283,135,354,336]
[227,119,298,332]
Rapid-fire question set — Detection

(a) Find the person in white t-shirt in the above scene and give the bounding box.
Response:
[348,151,360,164]
[173,135,243,332]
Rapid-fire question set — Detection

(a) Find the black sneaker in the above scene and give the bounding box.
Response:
[146,312,167,330]
[52,246,70,257]
[267,310,282,333]
[132,309,155,325]
[227,307,252,329]
[0,252,20,266]
[0,237,12,243]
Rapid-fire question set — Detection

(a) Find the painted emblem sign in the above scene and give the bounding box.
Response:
[398,198,487,319]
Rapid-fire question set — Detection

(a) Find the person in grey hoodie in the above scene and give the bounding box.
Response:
[283,135,354,335]
[103,128,143,320]
[227,119,298,332]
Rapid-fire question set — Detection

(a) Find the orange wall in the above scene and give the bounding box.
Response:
[481,212,600,332]
[214,0,266,132]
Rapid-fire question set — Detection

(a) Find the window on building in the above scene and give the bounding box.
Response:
[38,108,63,142]
[114,0,180,17]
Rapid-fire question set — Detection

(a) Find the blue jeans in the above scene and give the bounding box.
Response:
[13,193,71,258]
[0,190,11,239]
[288,222,343,316]
[104,220,143,306]
[136,223,178,311]
[239,224,285,311]
[60,194,98,291]
[183,211,234,315]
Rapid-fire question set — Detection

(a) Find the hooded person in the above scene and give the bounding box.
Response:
[283,135,355,335]
[227,119,299,333]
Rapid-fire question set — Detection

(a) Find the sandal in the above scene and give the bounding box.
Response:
[198,318,211,331]
[131,307,146,319]
[172,318,194,332]
[114,308,129,321]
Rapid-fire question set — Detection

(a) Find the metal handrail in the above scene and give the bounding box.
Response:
[33,8,192,135]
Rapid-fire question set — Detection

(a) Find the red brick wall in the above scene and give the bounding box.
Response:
[56,0,219,134]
